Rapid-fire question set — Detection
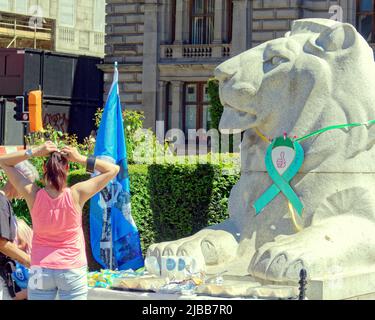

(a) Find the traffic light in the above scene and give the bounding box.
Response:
[13,96,28,122]
[28,90,43,132]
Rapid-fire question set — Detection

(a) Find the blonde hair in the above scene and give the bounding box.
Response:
[16,218,33,254]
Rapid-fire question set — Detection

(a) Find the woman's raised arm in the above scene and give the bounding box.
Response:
[62,146,120,209]
[0,141,58,208]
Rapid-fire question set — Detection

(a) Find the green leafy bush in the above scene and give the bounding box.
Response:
[0,170,6,188]
[148,163,238,241]
[207,78,238,152]
[207,79,223,131]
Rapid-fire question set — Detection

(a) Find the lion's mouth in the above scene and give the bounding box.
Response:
[219,105,258,133]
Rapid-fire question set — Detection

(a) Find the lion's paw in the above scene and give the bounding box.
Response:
[146,230,239,269]
[249,216,375,282]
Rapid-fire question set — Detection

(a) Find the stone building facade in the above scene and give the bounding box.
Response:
[102,0,361,132]
[0,0,105,57]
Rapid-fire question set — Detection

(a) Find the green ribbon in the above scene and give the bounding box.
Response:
[253,139,305,216]
[295,120,375,143]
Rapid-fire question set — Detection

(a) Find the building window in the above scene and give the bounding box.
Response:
[14,0,28,14]
[170,0,176,43]
[226,0,233,43]
[357,0,375,42]
[190,0,215,44]
[93,0,105,32]
[184,83,211,135]
[0,0,10,11]
[59,0,75,27]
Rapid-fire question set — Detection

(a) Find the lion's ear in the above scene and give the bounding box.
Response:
[315,23,357,52]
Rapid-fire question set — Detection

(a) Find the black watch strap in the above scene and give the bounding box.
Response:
[86,155,96,173]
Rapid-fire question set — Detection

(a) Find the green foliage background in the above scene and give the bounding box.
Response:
[207,78,237,152]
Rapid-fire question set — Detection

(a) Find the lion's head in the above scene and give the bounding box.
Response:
[216,18,375,140]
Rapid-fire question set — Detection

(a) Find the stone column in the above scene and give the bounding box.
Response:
[159,0,169,43]
[156,81,167,145]
[338,0,355,25]
[173,0,189,58]
[212,0,224,58]
[174,0,189,44]
[142,0,160,130]
[213,0,224,44]
[157,80,167,122]
[231,0,249,56]
[170,80,184,130]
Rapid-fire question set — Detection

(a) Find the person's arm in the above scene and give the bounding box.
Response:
[62,146,120,209]
[14,289,27,300]
[0,238,30,268]
[0,141,58,209]
[0,141,57,167]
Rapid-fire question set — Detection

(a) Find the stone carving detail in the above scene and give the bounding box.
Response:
[147,19,375,286]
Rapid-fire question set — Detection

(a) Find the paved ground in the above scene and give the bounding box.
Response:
[88,287,258,300]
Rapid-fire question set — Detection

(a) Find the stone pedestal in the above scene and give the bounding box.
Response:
[88,271,375,300]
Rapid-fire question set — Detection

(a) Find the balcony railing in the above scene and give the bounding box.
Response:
[94,32,104,46]
[58,27,74,43]
[160,43,231,60]
[56,27,105,56]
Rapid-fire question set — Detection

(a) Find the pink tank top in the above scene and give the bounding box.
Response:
[30,188,87,269]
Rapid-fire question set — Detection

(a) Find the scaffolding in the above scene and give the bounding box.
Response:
[0,11,55,50]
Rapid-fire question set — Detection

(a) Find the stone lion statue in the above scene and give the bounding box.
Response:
[147,18,375,285]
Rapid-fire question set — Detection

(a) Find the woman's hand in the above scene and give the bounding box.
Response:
[60,146,86,164]
[32,141,58,157]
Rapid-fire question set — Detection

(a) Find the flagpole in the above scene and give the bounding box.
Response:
[109,61,118,271]
[110,210,113,270]
[109,61,118,270]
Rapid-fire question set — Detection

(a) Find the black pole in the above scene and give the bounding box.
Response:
[23,122,27,150]
[298,269,307,300]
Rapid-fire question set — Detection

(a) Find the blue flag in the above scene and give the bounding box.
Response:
[89,62,144,271]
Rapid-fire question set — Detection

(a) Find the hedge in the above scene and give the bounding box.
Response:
[207,79,223,131]
[11,162,240,270]
[207,78,237,152]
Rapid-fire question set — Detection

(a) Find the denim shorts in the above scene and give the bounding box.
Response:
[27,265,88,300]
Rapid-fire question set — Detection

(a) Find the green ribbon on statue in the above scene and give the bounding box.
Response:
[253,137,305,216]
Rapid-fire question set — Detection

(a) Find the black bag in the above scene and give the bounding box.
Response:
[0,258,17,298]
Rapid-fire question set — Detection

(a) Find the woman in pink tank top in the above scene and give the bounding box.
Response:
[0,141,119,300]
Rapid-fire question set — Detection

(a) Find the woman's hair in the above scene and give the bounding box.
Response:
[14,160,39,182]
[44,152,68,191]
[16,218,33,254]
